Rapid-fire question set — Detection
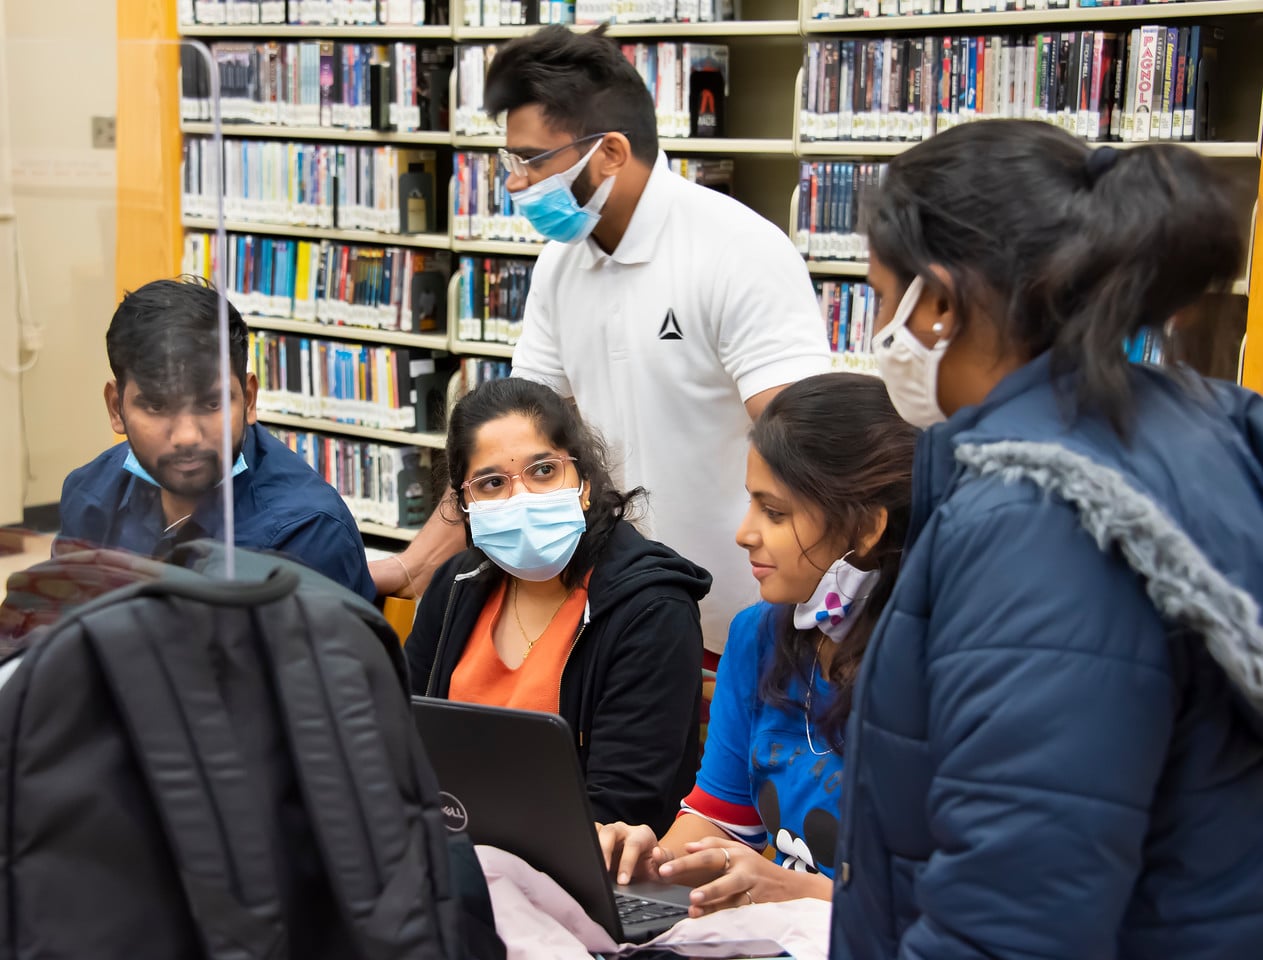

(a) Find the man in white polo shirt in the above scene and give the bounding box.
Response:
[372,26,829,658]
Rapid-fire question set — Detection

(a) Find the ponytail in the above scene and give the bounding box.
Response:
[865,120,1244,431]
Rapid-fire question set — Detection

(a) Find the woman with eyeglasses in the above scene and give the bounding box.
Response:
[406,377,710,833]
[597,374,917,916]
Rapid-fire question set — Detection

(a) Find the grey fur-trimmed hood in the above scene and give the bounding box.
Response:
[956,440,1263,718]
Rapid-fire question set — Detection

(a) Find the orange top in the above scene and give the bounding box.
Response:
[448,575,589,715]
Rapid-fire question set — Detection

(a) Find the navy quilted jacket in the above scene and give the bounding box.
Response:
[830,354,1263,960]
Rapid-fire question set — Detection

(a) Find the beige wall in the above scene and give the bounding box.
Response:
[4,0,118,511]
[0,3,19,525]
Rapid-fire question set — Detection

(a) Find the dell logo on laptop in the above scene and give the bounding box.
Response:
[439,791,469,832]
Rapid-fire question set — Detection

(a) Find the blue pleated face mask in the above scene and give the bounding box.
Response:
[512,141,616,245]
[465,482,587,582]
[123,449,248,488]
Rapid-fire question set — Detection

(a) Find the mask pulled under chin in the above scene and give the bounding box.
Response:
[872,275,950,429]
[123,449,249,488]
[466,482,587,581]
[512,140,616,245]
[793,554,879,643]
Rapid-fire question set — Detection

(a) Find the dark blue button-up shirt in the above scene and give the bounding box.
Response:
[57,424,375,601]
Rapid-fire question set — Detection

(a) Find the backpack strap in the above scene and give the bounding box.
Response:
[84,573,296,960]
[252,597,455,960]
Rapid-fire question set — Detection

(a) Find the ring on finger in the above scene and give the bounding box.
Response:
[721,848,731,873]
[746,891,756,905]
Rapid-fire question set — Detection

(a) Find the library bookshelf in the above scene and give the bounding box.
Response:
[115,0,1263,540]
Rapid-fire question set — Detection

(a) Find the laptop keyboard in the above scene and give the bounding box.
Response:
[614,891,690,926]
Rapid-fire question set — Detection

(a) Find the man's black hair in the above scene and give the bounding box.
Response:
[106,276,249,398]
[485,25,659,166]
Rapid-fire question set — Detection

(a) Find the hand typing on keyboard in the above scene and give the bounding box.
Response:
[661,837,832,918]
[596,821,665,885]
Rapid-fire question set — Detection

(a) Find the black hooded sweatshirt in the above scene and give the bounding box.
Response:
[406,520,711,835]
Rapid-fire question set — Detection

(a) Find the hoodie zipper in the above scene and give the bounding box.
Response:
[559,600,591,747]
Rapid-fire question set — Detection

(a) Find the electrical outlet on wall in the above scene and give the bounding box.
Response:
[91,116,116,150]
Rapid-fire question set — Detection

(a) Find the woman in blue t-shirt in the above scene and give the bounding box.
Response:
[598,372,916,916]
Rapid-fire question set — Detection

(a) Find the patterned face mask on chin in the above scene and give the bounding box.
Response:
[792,552,879,643]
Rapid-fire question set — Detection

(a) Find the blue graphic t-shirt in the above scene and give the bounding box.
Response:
[684,603,846,878]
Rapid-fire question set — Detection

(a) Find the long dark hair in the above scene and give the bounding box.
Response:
[865,120,1243,432]
[754,374,917,752]
[444,377,641,590]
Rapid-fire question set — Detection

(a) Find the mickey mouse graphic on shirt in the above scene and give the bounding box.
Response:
[757,779,839,874]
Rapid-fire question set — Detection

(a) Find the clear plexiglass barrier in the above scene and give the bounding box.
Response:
[0,32,290,649]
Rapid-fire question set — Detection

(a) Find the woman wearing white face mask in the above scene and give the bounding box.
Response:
[406,378,710,833]
[597,374,916,916]
[834,121,1263,960]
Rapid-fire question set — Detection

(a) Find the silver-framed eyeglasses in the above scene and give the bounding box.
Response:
[497,133,609,179]
[461,457,579,503]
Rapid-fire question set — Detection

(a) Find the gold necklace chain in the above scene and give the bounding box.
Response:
[511,580,573,661]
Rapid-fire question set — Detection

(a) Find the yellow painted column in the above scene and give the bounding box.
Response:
[1243,157,1263,392]
[115,0,182,301]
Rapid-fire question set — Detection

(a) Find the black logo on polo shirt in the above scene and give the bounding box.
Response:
[658,309,683,340]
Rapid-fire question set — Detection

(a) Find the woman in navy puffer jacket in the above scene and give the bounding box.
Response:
[830,120,1263,960]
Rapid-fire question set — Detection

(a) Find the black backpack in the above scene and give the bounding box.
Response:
[0,540,504,960]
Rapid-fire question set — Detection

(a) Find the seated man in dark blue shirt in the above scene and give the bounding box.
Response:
[57,277,375,600]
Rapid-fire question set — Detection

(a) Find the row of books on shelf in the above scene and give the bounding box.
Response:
[461,357,514,391]
[181,157,728,322]
[671,156,735,191]
[817,279,879,362]
[252,332,450,430]
[456,256,533,344]
[184,231,450,332]
[454,44,503,136]
[795,161,885,261]
[180,0,444,25]
[452,150,542,242]
[452,42,729,139]
[451,151,735,243]
[801,25,1221,145]
[180,41,453,134]
[574,0,736,23]
[464,0,577,25]
[182,139,442,234]
[807,0,1212,19]
[268,426,438,529]
[625,43,729,140]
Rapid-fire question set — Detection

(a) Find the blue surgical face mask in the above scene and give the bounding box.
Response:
[466,482,587,582]
[124,448,248,488]
[512,141,616,245]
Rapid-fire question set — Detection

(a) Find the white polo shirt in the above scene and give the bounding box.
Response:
[512,154,830,652]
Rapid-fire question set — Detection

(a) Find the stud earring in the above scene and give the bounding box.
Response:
[931,322,945,335]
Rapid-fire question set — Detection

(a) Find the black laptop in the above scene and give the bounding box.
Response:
[410,697,695,943]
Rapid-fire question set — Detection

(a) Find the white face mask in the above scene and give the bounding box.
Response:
[793,552,879,644]
[872,276,949,428]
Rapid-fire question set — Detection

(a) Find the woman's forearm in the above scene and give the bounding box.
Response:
[778,868,834,902]
[657,812,740,858]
